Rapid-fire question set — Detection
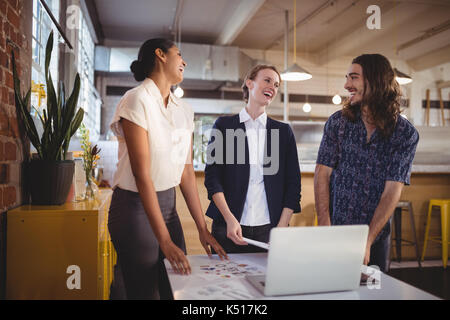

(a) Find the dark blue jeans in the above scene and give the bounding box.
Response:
[368,232,391,273]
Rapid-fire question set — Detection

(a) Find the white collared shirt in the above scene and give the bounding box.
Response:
[110,78,194,192]
[239,108,271,226]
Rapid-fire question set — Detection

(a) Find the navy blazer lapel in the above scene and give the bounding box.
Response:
[236,114,246,133]
[235,115,250,165]
[233,115,250,218]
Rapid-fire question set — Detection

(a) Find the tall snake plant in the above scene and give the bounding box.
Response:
[12,31,84,161]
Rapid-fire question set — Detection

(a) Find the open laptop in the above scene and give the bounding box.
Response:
[246,225,369,296]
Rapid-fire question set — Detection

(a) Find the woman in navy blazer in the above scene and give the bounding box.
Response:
[204,64,301,253]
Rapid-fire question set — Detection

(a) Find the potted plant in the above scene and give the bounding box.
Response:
[12,31,84,205]
[79,123,101,200]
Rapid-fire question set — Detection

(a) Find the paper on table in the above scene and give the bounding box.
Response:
[188,279,256,300]
[242,237,269,250]
[193,258,265,281]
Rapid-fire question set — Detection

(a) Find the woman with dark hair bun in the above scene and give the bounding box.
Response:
[129,38,175,81]
[129,60,146,81]
[108,38,227,300]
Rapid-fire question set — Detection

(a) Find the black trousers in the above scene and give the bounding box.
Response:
[211,221,271,254]
[108,187,185,300]
[368,232,391,273]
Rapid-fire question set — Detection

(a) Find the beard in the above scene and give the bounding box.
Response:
[350,99,362,107]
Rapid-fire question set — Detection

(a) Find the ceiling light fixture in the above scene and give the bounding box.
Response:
[281,64,313,81]
[280,0,312,82]
[302,102,312,113]
[394,68,412,85]
[392,3,412,86]
[332,94,342,105]
[174,86,184,98]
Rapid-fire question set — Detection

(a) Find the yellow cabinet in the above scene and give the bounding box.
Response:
[6,189,115,300]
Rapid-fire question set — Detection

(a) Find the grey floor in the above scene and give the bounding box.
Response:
[387,260,450,300]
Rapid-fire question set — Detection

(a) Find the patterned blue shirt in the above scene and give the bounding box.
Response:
[317,110,419,241]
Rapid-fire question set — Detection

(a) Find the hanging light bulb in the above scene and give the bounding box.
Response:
[174,86,184,98]
[332,94,342,105]
[302,102,311,113]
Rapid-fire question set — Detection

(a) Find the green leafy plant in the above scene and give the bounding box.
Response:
[12,31,84,161]
[79,123,101,182]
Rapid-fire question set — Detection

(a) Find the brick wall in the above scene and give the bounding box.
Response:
[0,0,32,299]
[0,0,32,212]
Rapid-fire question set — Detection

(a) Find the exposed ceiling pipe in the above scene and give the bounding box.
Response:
[171,0,185,45]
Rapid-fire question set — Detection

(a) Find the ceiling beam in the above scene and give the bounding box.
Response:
[396,0,450,6]
[315,1,401,65]
[323,0,362,25]
[215,0,266,46]
[407,44,450,71]
[397,19,450,53]
[436,80,450,89]
[265,0,335,51]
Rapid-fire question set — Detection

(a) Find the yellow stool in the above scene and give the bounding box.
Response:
[421,199,450,268]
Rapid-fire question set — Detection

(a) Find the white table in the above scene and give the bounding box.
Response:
[164,253,440,300]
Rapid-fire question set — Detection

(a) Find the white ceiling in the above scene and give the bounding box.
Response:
[92,0,450,70]
[94,0,250,43]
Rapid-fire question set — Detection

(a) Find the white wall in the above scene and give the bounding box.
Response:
[408,62,450,126]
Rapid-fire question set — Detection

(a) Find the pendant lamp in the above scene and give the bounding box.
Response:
[280,0,312,81]
[392,2,412,86]
[394,68,412,85]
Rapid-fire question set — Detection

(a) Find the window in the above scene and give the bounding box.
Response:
[30,0,100,141]
[77,10,100,141]
[31,0,60,113]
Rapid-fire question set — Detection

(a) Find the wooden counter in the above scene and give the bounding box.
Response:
[178,172,450,261]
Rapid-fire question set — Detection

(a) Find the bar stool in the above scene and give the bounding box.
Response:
[421,199,450,269]
[389,201,422,269]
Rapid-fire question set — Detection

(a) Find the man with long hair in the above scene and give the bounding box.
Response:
[314,54,419,272]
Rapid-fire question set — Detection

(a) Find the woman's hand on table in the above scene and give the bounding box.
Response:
[160,239,191,275]
[198,228,228,260]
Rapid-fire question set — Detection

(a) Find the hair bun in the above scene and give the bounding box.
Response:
[130,60,146,81]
